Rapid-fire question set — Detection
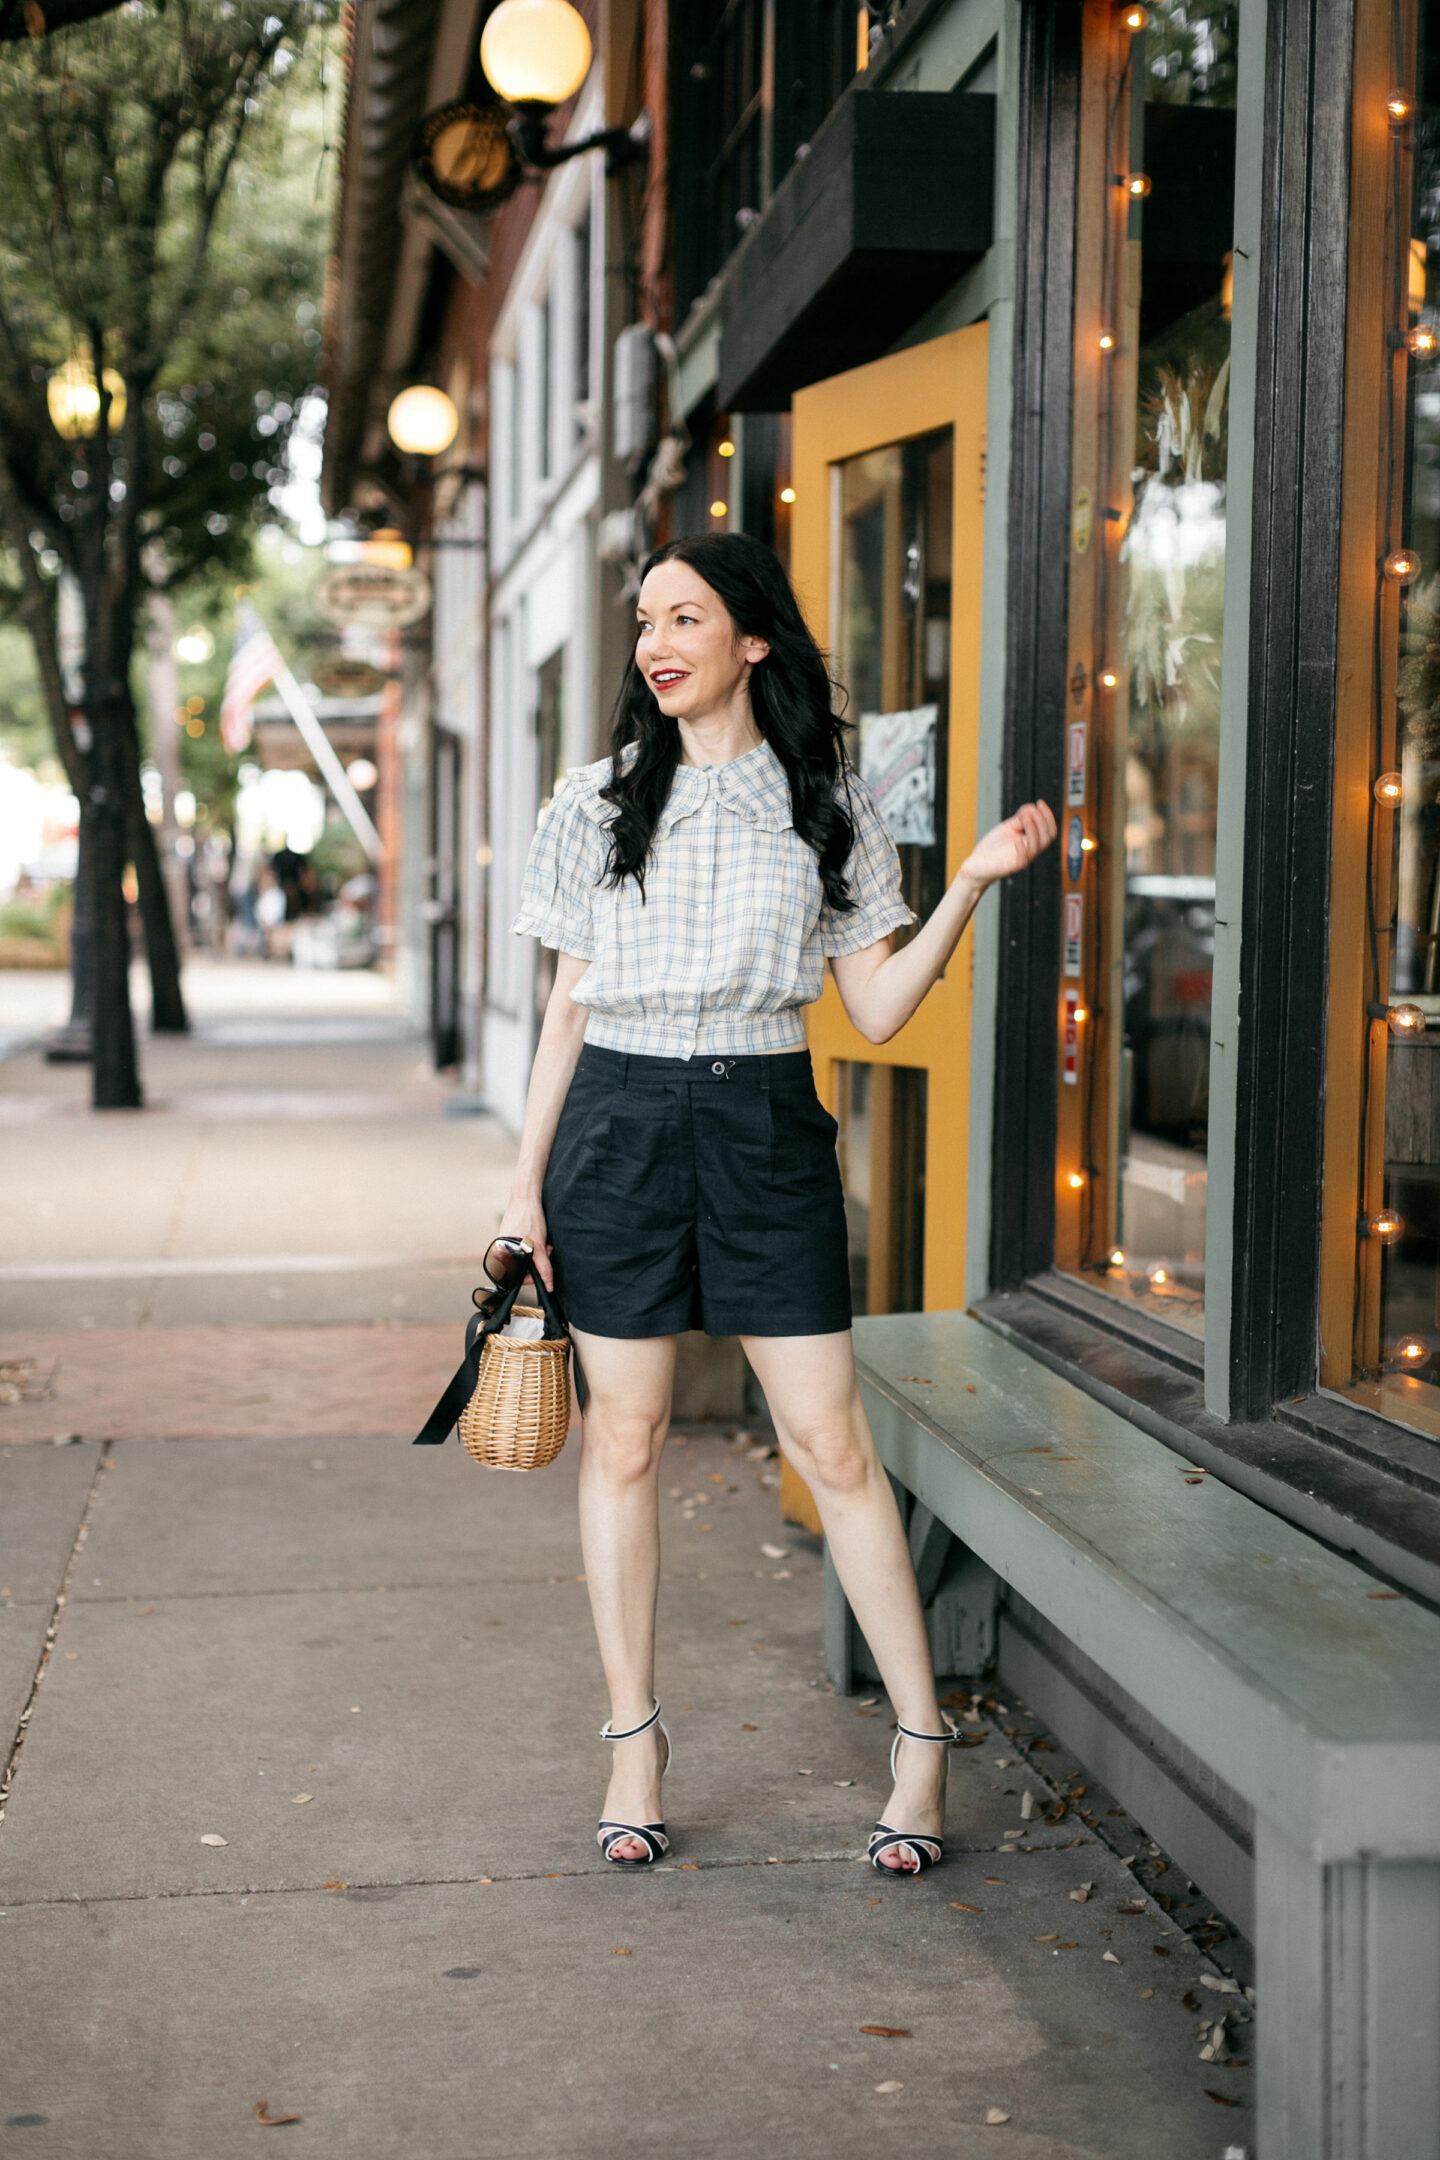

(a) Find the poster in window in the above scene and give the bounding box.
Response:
[859,705,939,848]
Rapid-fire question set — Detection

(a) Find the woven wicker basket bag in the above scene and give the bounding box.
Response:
[413,1269,574,1469]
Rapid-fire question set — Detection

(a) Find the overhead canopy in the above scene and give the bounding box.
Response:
[717,90,995,415]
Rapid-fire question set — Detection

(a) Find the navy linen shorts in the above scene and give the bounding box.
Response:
[542,1044,853,1339]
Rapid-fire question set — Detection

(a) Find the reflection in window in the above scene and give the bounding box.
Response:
[1089,0,1236,1336]
[836,429,953,928]
[1361,1,1440,1427]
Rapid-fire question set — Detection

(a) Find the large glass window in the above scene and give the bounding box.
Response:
[1331,0,1440,1431]
[1059,0,1237,1338]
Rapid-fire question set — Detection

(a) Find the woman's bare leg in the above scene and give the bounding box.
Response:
[741,1331,946,1871]
[573,1327,678,1861]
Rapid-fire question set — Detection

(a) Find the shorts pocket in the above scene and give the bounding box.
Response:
[766,1085,841,1193]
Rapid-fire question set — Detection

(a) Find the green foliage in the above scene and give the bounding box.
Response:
[1143,0,1238,109]
[0,0,337,629]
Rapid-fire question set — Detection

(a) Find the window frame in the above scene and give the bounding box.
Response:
[992,0,1374,1450]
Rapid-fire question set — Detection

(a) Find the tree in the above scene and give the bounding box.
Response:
[0,0,333,1105]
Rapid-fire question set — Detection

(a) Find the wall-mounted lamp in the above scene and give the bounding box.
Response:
[387,386,460,458]
[1384,547,1422,582]
[415,0,646,215]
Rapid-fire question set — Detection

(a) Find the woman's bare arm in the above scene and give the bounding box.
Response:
[829,801,1057,1046]
[498,951,592,1289]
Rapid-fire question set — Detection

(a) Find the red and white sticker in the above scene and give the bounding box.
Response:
[1067,722,1087,806]
[1063,991,1080,1085]
[1063,892,1083,978]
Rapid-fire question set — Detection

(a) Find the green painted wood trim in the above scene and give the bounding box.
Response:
[853,1310,1440,1858]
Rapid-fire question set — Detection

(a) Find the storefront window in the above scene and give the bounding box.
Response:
[1058,0,1237,1338]
[1333,0,1440,1431]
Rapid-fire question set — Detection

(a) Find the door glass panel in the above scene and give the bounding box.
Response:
[836,1061,928,1315]
[1067,0,1236,1338]
[836,428,953,926]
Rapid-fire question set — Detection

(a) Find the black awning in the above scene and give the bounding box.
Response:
[716,89,995,414]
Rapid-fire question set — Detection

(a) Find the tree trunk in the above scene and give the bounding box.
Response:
[123,751,188,1033]
[87,719,142,1112]
[43,813,97,1063]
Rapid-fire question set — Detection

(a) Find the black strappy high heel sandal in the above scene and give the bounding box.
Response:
[596,1700,672,1867]
[868,1717,958,1877]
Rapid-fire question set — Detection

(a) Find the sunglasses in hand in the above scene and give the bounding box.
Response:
[472,1236,537,1311]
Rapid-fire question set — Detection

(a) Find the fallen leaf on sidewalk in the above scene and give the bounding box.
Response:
[873,2080,904,2094]
[860,2025,912,2038]
[761,1543,788,1559]
[1201,1972,1242,1993]
[950,1902,982,1912]
[253,2101,300,2126]
[1140,1987,1155,1999]
[741,1723,758,1732]
[200,1834,228,1847]
[1153,1944,1171,1957]
[796,1768,813,1775]
[291,1794,312,1805]
[1182,1991,1202,2011]
[1204,2090,1241,2107]
[1102,1951,1122,1964]
[834,1779,855,1787]
[984,2107,1011,2125]
[1020,1791,1037,1819]
[612,1947,631,1956]
[1033,1933,1059,1943]
[982,1877,1007,1886]
[1069,1883,1093,1903]
[322,1881,346,1891]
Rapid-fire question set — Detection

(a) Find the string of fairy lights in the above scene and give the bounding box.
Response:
[1357,21,1434,1371]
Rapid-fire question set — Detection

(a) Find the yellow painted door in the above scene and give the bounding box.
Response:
[791,325,988,1315]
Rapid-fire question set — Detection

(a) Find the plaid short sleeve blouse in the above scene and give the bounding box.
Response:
[511,739,915,1060]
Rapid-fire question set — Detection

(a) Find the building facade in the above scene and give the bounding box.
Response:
[326,1,1440,2143]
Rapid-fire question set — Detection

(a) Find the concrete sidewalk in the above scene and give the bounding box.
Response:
[0,967,1253,2158]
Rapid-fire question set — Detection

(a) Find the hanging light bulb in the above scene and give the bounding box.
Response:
[1387,87,1414,124]
[1098,329,1117,353]
[1066,1171,1085,1190]
[779,486,796,504]
[1369,1208,1405,1244]
[1121,3,1148,27]
[1122,172,1152,199]
[1081,835,1098,854]
[1384,547,1422,581]
[1098,667,1118,689]
[1073,1005,1089,1023]
[1148,1264,1170,1288]
[1394,1334,1430,1364]
[717,439,736,458]
[1374,770,1404,806]
[1407,324,1438,358]
[1108,1247,1126,1268]
[1388,1003,1427,1035]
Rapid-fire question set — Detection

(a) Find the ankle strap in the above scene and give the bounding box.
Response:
[895,1717,959,1745]
[600,1700,661,1743]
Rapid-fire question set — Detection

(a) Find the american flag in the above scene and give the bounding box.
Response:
[219,602,286,753]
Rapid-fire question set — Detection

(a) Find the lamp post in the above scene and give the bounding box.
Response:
[413,0,645,216]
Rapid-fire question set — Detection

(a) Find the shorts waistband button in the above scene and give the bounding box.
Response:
[711,1061,726,1076]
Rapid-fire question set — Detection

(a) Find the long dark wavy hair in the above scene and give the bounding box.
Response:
[599,532,858,913]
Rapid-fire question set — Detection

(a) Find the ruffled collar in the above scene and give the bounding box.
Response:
[561,738,795,834]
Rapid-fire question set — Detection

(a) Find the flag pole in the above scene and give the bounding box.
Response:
[268,663,385,865]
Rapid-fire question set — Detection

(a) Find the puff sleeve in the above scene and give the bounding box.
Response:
[817,772,918,957]
[510,776,607,959]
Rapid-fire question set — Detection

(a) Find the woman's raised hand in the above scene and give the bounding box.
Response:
[960,800,1058,889]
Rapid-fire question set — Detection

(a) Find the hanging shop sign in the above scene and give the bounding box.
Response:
[311,656,389,699]
[1067,722,1087,806]
[315,564,432,630]
[1064,892,1083,977]
[859,704,939,848]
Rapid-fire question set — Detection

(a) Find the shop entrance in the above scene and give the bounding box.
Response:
[791,326,988,1314]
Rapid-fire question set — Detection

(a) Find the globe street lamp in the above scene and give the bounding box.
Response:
[48,357,127,440]
[413,0,646,216]
[386,385,460,458]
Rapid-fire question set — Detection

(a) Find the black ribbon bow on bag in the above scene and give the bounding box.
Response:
[413,1266,581,1445]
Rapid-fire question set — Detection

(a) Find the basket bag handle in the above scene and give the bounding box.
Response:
[412,1267,574,1446]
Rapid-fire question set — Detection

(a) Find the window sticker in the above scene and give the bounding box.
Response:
[1064,891,1083,977]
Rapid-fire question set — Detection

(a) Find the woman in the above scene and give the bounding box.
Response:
[504,533,1055,1875]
